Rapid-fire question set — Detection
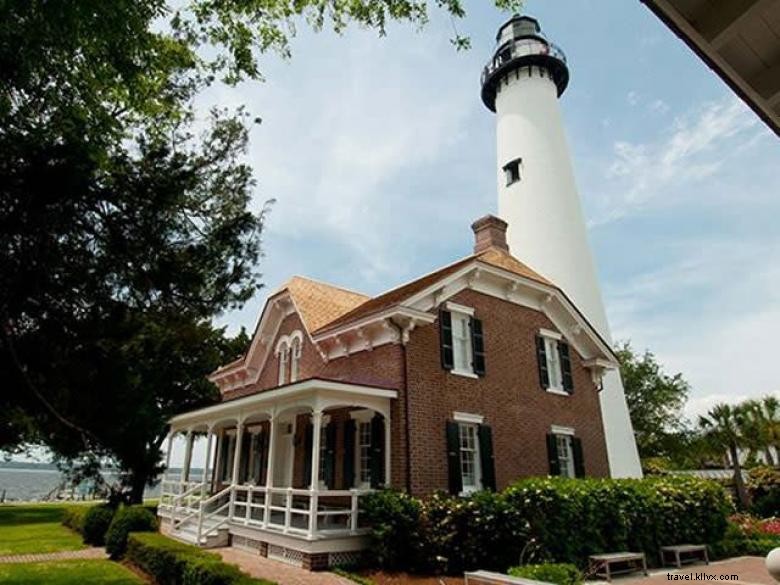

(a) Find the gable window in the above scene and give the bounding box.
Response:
[277,343,288,386]
[440,302,485,377]
[546,426,584,478]
[503,158,522,186]
[290,337,302,382]
[446,414,496,496]
[535,329,574,394]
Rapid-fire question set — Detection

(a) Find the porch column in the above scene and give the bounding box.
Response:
[231,422,244,484]
[162,430,174,482]
[384,414,391,487]
[309,411,323,489]
[247,432,257,484]
[263,416,277,526]
[212,432,224,491]
[308,410,323,537]
[182,429,194,483]
[201,427,214,496]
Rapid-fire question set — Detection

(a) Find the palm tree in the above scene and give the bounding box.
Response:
[740,400,774,466]
[700,403,750,508]
[760,396,780,464]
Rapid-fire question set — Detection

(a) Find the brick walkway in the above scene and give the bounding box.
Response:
[600,556,773,585]
[215,548,354,585]
[0,547,107,564]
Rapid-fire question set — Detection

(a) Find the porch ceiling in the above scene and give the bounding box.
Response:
[169,378,397,432]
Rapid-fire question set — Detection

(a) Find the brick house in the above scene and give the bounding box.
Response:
[158,215,618,569]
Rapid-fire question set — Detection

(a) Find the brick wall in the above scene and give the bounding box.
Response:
[405,288,610,495]
[219,288,609,496]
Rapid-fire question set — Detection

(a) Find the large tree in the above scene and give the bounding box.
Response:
[616,341,691,459]
[700,403,750,508]
[1,0,520,501]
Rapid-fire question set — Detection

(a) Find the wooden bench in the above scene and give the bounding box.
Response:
[588,552,648,582]
[660,544,709,568]
[464,571,551,585]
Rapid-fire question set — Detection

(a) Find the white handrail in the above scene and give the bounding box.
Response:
[196,484,233,542]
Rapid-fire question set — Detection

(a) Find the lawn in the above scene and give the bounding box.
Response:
[0,504,86,555]
[0,559,144,584]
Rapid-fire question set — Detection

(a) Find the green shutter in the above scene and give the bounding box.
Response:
[440,310,454,370]
[446,421,463,495]
[546,433,561,476]
[572,437,585,478]
[478,424,496,491]
[471,317,486,376]
[343,419,356,489]
[536,335,549,389]
[559,341,574,393]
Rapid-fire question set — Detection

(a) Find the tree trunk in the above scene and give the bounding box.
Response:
[730,443,750,509]
[765,447,775,467]
[128,471,147,505]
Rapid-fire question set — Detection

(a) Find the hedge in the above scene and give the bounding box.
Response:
[126,532,276,585]
[105,505,159,559]
[508,563,582,585]
[62,506,90,534]
[83,505,116,545]
[362,476,732,574]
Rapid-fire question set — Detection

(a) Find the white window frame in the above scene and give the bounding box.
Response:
[276,341,289,386]
[289,337,302,383]
[539,328,566,395]
[551,426,576,478]
[458,422,482,495]
[351,410,374,489]
[447,302,476,379]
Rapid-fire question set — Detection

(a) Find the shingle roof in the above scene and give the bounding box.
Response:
[312,246,551,335]
[281,276,370,333]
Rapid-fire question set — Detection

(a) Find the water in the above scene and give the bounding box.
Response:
[0,464,172,502]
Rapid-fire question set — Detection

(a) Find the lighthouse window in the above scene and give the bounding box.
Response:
[503,158,522,186]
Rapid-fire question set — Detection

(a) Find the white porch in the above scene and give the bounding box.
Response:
[158,379,395,552]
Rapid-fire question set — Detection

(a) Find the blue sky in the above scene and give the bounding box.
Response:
[200,0,780,421]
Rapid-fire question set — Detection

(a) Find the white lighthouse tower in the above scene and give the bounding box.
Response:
[481,15,642,477]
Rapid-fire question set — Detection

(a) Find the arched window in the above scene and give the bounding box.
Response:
[290,331,303,382]
[277,341,289,386]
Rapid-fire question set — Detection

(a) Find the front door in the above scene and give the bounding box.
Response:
[273,417,295,487]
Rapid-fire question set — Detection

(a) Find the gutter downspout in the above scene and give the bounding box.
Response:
[390,319,413,494]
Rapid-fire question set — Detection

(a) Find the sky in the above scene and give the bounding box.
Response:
[192,0,779,425]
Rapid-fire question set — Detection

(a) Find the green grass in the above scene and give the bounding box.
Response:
[0,559,144,584]
[0,504,86,555]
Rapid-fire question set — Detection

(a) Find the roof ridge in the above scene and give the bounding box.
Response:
[280,275,370,298]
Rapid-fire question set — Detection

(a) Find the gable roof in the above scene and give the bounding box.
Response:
[313,247,551,335]
[279,276,369,333]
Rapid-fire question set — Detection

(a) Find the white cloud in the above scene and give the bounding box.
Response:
[590,96,767,227]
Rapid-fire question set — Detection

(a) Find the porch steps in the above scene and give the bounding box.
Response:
[167,517,229,548]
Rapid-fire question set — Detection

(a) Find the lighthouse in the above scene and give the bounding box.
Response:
[481,15,642,477]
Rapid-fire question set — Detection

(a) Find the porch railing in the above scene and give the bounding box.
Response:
[160,482,372,542]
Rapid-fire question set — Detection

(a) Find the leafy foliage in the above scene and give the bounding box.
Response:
[747,466,780,518]
[616,341,690,459]
[508,564,582,585]
[105,505,158,559]
[361,477,732,573]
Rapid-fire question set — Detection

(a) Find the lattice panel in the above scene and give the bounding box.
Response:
[267,544,304,567]
[328,551,363,568]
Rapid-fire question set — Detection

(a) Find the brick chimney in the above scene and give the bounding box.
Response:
[471,215,509,254]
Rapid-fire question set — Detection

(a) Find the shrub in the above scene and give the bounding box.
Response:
[126,532,274,585]
[361,490,423,571]
[83,505,116,546]
[62,505,89,534]
[362,476,732,573]
[508,563,582,585]
[712,514,780,559]
[747,467,780,518]
[105,505,158,559]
